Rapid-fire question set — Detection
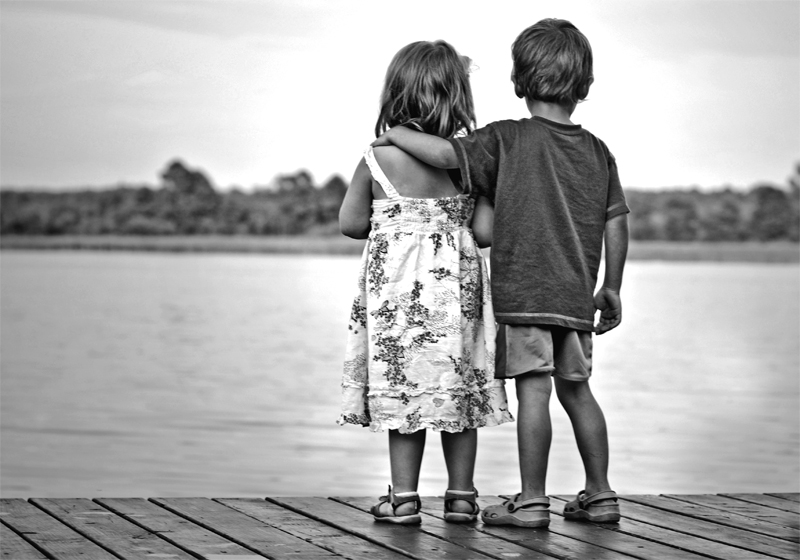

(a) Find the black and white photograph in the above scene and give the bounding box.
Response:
[1,1,798,558]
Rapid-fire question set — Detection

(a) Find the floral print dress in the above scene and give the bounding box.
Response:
[338,147,513,434]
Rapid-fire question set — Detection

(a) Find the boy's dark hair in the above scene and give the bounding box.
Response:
[375,40,475,139]
[511,19,593,105]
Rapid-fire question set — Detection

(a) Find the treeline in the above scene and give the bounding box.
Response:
[1,160,347,237]
[1,160,798,241]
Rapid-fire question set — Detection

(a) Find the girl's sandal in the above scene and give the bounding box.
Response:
[370,485,422,525]
[443,488,480,523]
[481,493,550,528]
[563,490,621,523]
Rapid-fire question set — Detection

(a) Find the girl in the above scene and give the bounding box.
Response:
[337,40,513,524]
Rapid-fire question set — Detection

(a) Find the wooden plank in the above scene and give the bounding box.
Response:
[217,498,412,560]
[152,497,340,559]
[335,496,561,560]
[582,496,798,560]
[0,523,48,560]
[721,494,800,514]
[96,498,263,559]
[272,496,498,560]
[550,496,765,560]
[0,499,117,560]
[623,495,800,542]
[768,493,800,503]
[664,494,799,529]
[30,498,196,560]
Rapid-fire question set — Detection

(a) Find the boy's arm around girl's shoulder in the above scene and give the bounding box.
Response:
[339,157,372,239]
[594,213,629,335]
[372,126,458,169]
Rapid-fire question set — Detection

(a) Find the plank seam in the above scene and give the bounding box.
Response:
[92,499,207,560]
[266,497,428,560]
[617,497,797,558]
[213,498,421,560]
[146,498,292,560]
[330,497,568,560]
[639,496,800,541]
[720,494,800,514]
[552,495,796,560]
[545,506,729,560]
[0,518,56,560]
[665,495,799,529]
[26,499,127,560]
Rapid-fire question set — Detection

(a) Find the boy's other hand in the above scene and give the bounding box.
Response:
[594,287,621,334]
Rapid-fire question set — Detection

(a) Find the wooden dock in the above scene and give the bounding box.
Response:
[1,493,798,559]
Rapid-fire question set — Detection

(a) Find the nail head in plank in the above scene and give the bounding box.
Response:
[152,497,339,559]
[216,498,412,560]
[0,499,117,560]
[95,498,260,559]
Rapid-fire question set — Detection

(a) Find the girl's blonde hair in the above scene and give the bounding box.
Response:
[375,40,475,139]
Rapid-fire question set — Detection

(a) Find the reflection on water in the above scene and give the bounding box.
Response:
[1,251,798,497]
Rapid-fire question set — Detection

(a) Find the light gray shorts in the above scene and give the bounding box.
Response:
[496,324,592,382]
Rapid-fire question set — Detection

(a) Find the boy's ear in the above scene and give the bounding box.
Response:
[510,70,525,99]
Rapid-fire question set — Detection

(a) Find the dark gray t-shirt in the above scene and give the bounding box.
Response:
[449,117,629,331]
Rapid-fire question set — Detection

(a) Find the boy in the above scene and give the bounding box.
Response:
[372,19,629,527]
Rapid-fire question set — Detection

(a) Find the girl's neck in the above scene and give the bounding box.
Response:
[526,99,576,125]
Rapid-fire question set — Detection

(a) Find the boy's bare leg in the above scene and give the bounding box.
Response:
[385,429,426,515]
[515,372,553,499]
[441,428,477,513]
[554,377,613,499]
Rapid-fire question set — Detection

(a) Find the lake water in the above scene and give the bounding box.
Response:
[1,250,798,498]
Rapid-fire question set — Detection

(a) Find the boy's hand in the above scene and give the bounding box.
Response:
[371,130,394,147]
[594,287,621,334]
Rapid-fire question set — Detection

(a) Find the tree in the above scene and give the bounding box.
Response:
[663,197,700,241]
[749,185,792,241]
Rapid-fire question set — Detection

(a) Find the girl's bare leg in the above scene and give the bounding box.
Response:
[442,428,477,513]
[384,429,426,515]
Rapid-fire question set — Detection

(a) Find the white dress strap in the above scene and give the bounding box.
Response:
[364,147,401,199]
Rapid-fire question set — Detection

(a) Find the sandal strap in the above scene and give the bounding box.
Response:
[505,494,550,513]
[372,485,421,516]
[444,488,478,502]
[580,490,618,506]
[392,492,421,506]
[444,488,479,514]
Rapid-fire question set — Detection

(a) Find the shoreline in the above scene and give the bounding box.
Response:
[1,234,798,262]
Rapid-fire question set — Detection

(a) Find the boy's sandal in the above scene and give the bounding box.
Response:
[481,493,550,528]
[370,485,422,525]
[443,488,480,523]
[563,490,621,523]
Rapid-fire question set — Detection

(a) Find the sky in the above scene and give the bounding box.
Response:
[1,0,798,191]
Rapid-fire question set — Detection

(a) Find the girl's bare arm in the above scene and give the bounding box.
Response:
[339,158,373,239]
[471,196,494,248]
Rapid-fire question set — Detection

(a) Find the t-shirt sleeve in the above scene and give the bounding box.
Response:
[447,124,502,201]
[605,151,630,221]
